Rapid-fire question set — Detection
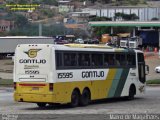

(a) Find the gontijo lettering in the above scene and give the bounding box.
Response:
[19,59,46,64]
[82,71,104,78]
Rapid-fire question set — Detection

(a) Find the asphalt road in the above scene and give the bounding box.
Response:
[0,86,160,120]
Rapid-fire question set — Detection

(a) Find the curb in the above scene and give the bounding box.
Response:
[146,84,160,86]
[0,87,13,91]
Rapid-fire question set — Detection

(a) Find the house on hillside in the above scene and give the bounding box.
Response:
[0,0,5,4]
[0,19,14,32]
[58,0,74,13]
[0,12,7,17]
[68,12,90,23]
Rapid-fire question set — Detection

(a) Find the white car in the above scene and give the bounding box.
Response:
[75,38,84,44]
[155,66,160,73]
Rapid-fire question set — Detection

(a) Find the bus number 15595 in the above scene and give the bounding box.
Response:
[58,72,73,79]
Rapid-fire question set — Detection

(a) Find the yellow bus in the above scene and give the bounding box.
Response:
[14,44,149,107]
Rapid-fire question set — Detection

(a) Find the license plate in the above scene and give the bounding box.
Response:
[32,87,39,90]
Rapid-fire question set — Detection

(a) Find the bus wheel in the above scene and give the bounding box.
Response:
[80,89,91,106]
[128,85,136,100]
[70,90,79,107]
[37,103,46,108]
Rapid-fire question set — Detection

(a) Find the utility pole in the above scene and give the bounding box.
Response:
[159,28,160,58]
[39,23,42,36]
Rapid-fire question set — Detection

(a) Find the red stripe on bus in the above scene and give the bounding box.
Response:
[19,84,46,86]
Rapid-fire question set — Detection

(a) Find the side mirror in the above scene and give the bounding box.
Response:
[145,65,149,75]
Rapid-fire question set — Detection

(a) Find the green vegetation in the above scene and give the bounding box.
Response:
[146,79,160,85]
[0,78,160,86]
[118,0,142,5]
[9,23,66,36]
[6,0,58,6]
[93,26,110,38]
[40,9,55,18]
[114,12,139,21]
[14,14,29,28]
[93,26,134,39]
[90,16,111,38]
[0,4,5,10]
[41,0,58,5]
[90,16,112,21]
[0,11,66,36]
[0,13,29,27]
[91,15,137,38]
[151,17,159,21]
[0,79,13,86]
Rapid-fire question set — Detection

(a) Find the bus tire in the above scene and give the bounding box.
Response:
[80,89,91,106]
[128,85,136,100]
[70,90,80,107]
[37,103,46,108]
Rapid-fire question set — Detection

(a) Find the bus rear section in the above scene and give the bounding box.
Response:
[14,44,55,105]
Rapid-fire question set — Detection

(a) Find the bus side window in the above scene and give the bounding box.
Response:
[104,54,109,67]
[91,53,103,67]
[115,59,120,66]
[121,54,126,66]
[56,52,62,68]
[115,54,121,66]
[104,54,115,67]
[127,54,136,67]
[63,53,77,66]
[64,53,71,66]
[70,53,77,66]
[108,54,114,66]
[137,53,144,62]
[78,53,90,66]
[127,55,131,65]
[132,55,136,65]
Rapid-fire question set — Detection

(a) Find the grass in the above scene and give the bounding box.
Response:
[4,62,14,65]
[0,79,13,86]
[146,79,160,84]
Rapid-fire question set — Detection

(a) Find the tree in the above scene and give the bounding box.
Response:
[151,17,159,21]
[90,16,111,21]
[114,12,123,20]
[14,14,29,28]
[17,0,28,4]
[41,9,55,18]
[114,12,139,21]
[90,0,96,4]
[122,13,139,20]
[129,0,140,5]
[89,16,112,38]
[42,0,58,5]
[129,13,139,20]
[92,26,110,38]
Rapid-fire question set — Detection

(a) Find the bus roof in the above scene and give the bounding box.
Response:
[65,44,112,49]
[53,44,142,53]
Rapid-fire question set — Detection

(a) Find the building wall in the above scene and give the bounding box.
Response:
[82,7,160,21]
